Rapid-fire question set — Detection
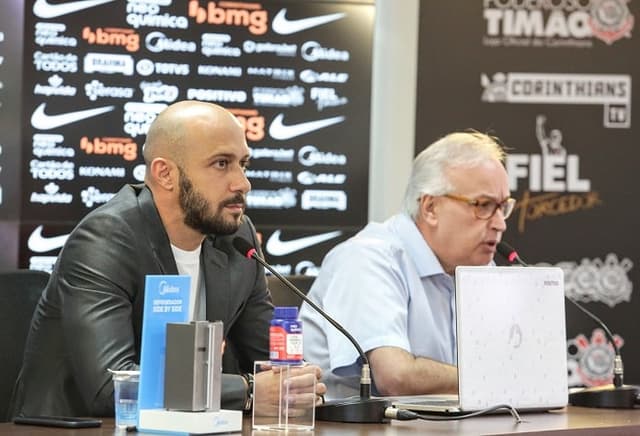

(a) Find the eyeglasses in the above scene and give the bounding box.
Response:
[443,194,516,220]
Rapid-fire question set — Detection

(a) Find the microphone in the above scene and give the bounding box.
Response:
[232,237,391,423]
[497,241,640,409]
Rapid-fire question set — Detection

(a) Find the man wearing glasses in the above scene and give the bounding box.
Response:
[300,131,514,398]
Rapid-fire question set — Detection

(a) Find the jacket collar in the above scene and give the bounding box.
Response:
[134,184,179,275]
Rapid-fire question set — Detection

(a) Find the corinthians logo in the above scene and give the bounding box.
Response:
[483,0,634,48]
[546,252,633,388]
[567,328,624,387]
[506,115,601,232]
[539,253,633,307]
[481,72,631,128]
[590,0,635,44]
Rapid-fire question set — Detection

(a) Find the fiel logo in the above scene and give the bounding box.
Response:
[507,115,601,232]
[188,1,268,35]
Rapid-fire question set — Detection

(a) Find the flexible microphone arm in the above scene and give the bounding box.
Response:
[232,237,391,422]
[496,241,623,388]
[232,237,372,398]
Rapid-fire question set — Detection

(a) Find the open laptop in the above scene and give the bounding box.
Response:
[393,266,568,414]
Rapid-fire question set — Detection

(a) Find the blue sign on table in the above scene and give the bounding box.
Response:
[138,275,190,410]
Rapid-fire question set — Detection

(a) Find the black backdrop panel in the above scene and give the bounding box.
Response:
[13,0,374,271]
[416,1,640,386]
[258,225,358,276]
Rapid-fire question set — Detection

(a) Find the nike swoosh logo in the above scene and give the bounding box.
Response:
[266,229,342,256]
[33,0,116,19]
[269,114,345,140]
[272,9,346,35]
[28,225,70,253]
[31,103,115,130]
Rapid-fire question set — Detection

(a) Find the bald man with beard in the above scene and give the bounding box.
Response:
[10,101,324,419]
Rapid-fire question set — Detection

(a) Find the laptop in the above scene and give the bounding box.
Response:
[393,266,568,414]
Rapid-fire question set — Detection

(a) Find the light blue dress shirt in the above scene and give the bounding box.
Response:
[300,213,457,399]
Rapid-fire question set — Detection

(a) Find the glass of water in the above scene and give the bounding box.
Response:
[110,369,140,430]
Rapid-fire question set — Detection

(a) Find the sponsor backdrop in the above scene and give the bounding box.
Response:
[0,0,374,275]
[416,1,639,387]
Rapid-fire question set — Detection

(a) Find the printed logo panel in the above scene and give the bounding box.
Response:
[15,0,374,256]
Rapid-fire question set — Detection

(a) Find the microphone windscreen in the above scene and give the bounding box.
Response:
[496,240,517,260]
[232,237,254,258]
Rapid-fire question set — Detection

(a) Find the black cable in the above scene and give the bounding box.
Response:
[385,404,523,423]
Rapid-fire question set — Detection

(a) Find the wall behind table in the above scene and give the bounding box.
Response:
[0,0,375,276]
[415,1,639,386]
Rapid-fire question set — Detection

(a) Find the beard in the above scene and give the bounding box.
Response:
[178,168,245,236]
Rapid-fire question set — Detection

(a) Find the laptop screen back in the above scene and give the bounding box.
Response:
[455,266,568,411]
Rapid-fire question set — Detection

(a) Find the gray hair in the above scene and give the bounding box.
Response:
[402,131,506,219]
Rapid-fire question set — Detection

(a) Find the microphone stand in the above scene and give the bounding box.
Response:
[236,240,391,423]
[497,242,640,409]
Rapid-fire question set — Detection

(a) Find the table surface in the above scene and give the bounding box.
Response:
[3,406,640,435]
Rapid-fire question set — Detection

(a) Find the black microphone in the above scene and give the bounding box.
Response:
[232,237,391,423]
[497,241,640,409]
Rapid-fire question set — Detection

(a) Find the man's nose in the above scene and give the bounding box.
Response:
[491,208,508,232]
[232,167,251,193]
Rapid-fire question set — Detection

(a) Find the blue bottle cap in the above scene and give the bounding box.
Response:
[273,306,298,319]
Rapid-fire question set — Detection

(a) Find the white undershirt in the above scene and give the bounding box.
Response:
[171,243,206,321]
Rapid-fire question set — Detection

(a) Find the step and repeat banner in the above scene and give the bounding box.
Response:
[0,0,374,274]
[416,1,638,386]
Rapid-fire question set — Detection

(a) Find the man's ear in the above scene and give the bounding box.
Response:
[419,194,439,225]
[148,158,177,191]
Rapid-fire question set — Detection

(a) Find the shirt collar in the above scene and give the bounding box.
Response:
[389,213,447,278]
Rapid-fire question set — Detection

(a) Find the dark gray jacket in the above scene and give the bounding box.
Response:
[10,184,272,417]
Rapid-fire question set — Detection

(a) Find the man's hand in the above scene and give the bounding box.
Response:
[253,363,327,417]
